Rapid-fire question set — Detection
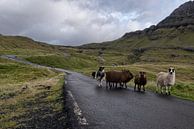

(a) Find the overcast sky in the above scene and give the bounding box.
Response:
[0,0,189,46]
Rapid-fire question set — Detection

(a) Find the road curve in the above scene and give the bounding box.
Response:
[2,55,194,129]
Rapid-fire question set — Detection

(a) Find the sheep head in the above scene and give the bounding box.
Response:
[123,70,133,79]
[139,72,146,78]
[98,66,105,72]
[168,67,175,75]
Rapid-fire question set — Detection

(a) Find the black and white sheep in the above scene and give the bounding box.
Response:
[96,66,105,87]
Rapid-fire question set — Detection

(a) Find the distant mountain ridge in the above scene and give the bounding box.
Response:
[80,1,194,50]
[123,1,194,39]
[158,1,194,28]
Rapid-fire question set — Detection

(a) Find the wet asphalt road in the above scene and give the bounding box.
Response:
[2,55,194,129]
[66,72,194,129]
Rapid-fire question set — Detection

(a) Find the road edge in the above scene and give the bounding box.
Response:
[63,77,89,129]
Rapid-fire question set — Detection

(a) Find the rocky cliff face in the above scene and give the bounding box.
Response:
[157,1,194,28]
[122,1,194,38]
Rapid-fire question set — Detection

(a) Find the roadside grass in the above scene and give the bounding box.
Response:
[0,58,57,84]
[0,58,66,129]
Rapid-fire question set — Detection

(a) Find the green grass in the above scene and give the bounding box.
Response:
[0,58,66,129]
[172,83,194,101]
[140,48,194,64]
[0,35,61,57]
[0,58,57,84]
[25,54,98,70]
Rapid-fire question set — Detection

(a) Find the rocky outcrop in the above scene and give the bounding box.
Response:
[157,1,194,28]
[122,1,194,39]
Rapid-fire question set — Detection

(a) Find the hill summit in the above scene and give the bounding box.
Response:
[122,1,194,39]
[158,1,194,28]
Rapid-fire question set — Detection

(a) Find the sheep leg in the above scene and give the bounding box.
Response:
[120,82,123,88]
[165,86,168,95]
[99,81,101,87]
[143,85,145,92]
[156,83,159,93]
[108,82,111,89]
[138,85,141,92]
[109,82,112,89]
[115,83,118,88]
[168,86,171,95]
[99,78,103,87]
[161,86,164,94]
[125,83,127,89]
[106,81,108,89]
[134,84,136,91]
[112,83,114,88]
[108,82,110,89]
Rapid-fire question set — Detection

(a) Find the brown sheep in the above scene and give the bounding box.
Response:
[134,72,147,92]
[106,70,133,89]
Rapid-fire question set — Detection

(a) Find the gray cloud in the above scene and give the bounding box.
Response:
[0,0,189,45]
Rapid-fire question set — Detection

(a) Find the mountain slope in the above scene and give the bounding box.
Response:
[80,1,194,51]
[158,1,194,28]
[0,35,60,55]
[79,1,194,64]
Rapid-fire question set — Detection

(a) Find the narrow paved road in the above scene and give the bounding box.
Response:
[67,72,194,129]
[2,55,194,129]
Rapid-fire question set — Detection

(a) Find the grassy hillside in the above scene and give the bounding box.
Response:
[79,28,194,64]
[81,28,194,50]
[0,35,59,56]
[0,35,100,70]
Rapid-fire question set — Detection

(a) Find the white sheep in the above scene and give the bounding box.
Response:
[156,67,175,95]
